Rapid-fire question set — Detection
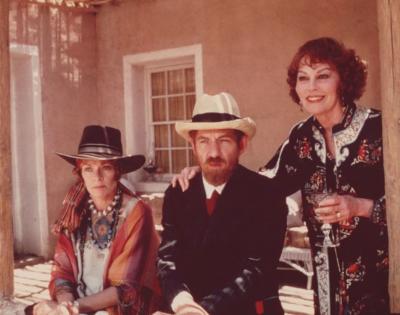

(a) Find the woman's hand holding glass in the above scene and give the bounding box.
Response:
[315,194,373,224]
[314,194,345,224]
[309,192,339,247]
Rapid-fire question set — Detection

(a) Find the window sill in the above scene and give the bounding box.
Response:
[135,181,169,193]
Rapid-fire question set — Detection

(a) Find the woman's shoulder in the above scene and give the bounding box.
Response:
[355,104,381,117]
[115,195,157,240]
[354,105,382,128]
[121,194,152,219]
[287,116,314,138]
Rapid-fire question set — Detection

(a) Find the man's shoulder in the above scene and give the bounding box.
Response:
[235,164,266,179]
[164,173,203,198]
[230,165,286,212]
[234,165,287,200]
[232,165,272,190]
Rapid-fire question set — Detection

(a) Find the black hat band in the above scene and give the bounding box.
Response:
[192,112,239,123]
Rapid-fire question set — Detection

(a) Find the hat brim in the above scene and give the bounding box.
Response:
[56,152,145,174]
[175,117,256,141]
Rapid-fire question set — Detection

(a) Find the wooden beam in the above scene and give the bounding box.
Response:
[20,0,98,13]
[377,0,400,313]
[0,0,14,299]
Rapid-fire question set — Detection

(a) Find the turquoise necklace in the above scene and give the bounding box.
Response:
[86,189,122,250]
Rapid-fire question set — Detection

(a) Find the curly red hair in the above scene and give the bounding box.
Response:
[287,37,367,105]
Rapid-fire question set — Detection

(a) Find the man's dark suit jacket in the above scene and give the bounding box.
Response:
[157,165,287,315]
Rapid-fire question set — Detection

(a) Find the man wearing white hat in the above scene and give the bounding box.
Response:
[156,93,286,315]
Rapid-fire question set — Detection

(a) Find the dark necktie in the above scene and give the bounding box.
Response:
[206,190,220,216]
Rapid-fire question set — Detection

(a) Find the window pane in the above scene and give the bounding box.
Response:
[172,149,187,173]
[185,68,195,92]
[154,125,169,148]
[185,95,196,119]
[151,72,166,96]
[152,98,166,122]
[171,123,187,147]
[155,150,169,173]
[149,65,196,174]
[167,69,184,94]
[169,96,185,120]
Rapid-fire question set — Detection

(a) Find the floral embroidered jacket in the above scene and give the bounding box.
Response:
[261,103,389,315]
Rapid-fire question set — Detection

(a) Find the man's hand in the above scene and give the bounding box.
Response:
[175,303,209,315]
[152,302,209,315]
[169,291,209,315]
[171,166,200,191]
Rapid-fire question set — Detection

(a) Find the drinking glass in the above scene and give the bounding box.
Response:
[309,192,340,248]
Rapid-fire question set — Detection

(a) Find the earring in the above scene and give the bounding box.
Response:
[299,101,303,112]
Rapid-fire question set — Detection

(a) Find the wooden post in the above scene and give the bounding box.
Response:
[0,0,14,299]
[377,0,400,313]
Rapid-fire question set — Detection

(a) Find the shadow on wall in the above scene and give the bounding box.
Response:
[9,0,96,91]
[9,0,97,258]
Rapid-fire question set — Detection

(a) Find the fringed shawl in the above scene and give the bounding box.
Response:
[52,180,134,234]
[49,181,162,314]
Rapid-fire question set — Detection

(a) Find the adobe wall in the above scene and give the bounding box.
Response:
[9,1,98,256]
[96,0,380,170]
[7,0,381,257]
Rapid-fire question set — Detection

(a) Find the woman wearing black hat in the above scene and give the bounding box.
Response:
[32,125,161,315]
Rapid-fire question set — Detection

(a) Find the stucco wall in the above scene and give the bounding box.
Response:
[7,0,381,257]
[9,2,98,257]
[96,0,380,171]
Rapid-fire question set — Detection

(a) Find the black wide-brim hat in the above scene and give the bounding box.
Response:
[56,125,145,174]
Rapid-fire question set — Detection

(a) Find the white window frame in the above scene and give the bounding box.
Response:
[123,44,203,190]
[145,63,195,177]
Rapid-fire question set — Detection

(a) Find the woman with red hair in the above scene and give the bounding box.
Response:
[31,125,161,315]
[260,37,388,315]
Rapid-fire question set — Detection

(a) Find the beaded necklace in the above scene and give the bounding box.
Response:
[77,189,122,295]
[86,189,122,250]
[88,191,121,217]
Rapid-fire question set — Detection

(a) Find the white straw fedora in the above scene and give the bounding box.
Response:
[175,92,256,141]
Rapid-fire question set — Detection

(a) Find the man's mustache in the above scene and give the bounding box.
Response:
[206,157,225,164]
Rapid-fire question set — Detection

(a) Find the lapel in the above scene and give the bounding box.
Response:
[182,174,209,241]
[211,164,243,213]
[201,165,245,244]
[182,166,248,248]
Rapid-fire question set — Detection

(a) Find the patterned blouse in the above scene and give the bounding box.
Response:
[261,103,389,315]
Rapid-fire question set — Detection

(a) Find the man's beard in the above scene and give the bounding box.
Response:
[202,157,237,186]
